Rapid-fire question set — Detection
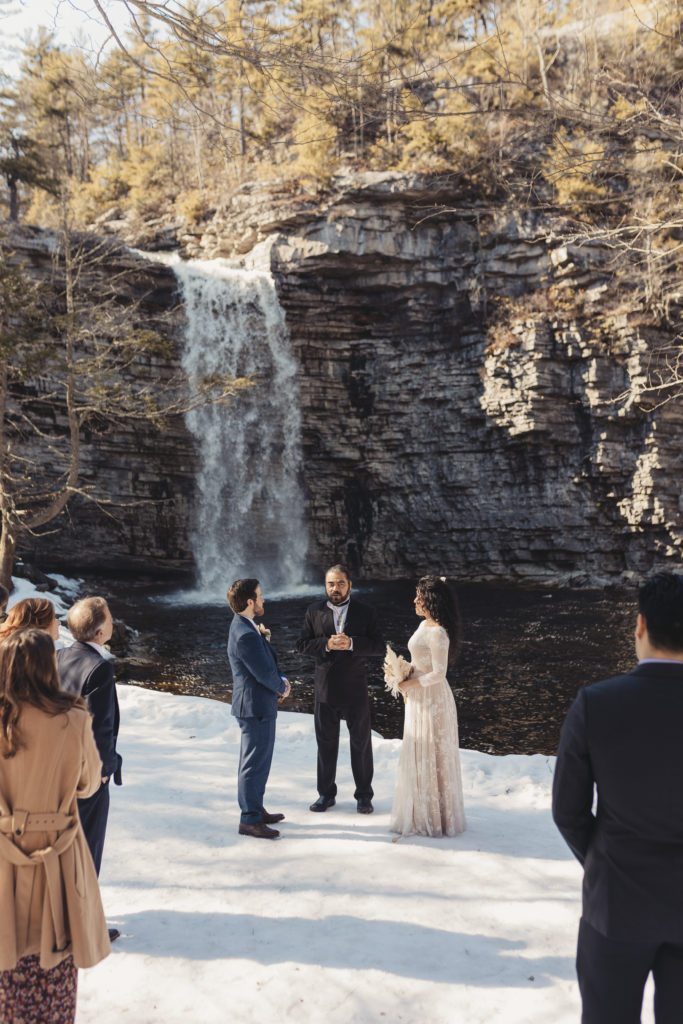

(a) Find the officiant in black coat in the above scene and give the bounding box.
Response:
[296,564,384,814]
[552,572,683,1023]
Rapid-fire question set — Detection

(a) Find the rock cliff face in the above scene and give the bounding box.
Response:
[8,172,683,585]
[4,225,196,574]
[195,173,682,585]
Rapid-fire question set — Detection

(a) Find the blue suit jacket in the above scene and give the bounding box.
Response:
[228,613,286,720]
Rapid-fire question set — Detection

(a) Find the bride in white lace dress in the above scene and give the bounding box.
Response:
[389,576,466,837]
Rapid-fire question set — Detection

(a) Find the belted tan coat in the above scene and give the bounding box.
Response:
[0,703,111,970]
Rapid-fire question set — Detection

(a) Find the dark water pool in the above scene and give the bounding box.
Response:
[100,577,636,756]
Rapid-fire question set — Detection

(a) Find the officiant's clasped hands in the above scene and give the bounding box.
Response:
[326,631,352,651]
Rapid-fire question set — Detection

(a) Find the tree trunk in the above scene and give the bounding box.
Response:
[0,519,16,592]
[534,36,554,112]
[8,179,19,222]
[0,359,15,590]
[23,211,80,535]
[237,84,246,158]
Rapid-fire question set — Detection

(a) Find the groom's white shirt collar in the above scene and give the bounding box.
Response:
[238,613,261,633]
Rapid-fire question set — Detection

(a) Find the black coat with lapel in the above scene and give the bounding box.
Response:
[57,641,122,780]
[296,598,384,706]
[552,660,683,942]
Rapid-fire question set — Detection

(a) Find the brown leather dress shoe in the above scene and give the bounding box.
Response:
[262,810,285,824]
[239,822,280,839]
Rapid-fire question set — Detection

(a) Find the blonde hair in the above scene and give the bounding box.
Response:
[66,597,109,642]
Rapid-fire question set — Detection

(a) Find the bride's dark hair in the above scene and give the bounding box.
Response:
[416,575,462,665]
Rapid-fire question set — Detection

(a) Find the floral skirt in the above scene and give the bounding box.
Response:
[0,954,77,1024]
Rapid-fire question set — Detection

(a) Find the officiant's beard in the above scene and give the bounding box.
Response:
[326,585,351,605]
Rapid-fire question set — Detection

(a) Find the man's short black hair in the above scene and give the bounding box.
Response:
[227,578,259,613]
[326,564,350,580]
[638,573,683,652]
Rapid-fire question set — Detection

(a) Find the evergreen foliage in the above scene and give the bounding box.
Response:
[0,0,678,231]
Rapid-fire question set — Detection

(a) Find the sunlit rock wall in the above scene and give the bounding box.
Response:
[7,170,683,585]
[199,172,682,585]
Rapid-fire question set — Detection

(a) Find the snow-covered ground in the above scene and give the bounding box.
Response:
[71,687,654,1024]
[6,576,656,1023]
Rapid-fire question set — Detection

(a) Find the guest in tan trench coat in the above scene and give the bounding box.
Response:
[0,628,110,1024]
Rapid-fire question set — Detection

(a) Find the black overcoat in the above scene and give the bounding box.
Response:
[552,660,683,942]
[295,598,384,706]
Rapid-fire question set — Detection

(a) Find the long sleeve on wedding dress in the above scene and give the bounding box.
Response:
[412,626,449,687]
[389,622,466,837]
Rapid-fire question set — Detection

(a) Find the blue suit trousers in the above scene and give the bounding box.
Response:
[236,717,277,824]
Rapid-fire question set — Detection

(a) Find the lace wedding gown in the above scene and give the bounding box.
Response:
[390,622,466,837]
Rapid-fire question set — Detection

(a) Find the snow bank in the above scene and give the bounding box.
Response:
[75,686,632,1024]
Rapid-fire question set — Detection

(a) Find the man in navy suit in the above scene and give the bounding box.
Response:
[227,578,290,839]
[553,572,683,1023]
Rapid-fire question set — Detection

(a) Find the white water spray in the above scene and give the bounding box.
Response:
[173,259,308,597]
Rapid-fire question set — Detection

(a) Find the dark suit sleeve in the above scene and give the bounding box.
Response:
[552,688,595,865]
[237,629,287,695]
[295,606,330,660]
[83,660,122,780]
[348,604,384,657]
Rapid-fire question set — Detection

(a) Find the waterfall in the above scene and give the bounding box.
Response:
[172,259,308,597]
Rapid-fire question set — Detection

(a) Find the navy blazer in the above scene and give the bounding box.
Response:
[57,641,122,781]
[295,598,384,706]
[228,613,286,720]
[552,660,683,942]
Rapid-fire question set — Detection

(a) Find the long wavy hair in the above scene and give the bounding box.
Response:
[0,597,56,644]
[0,628,84,759]
[416,575,462,666]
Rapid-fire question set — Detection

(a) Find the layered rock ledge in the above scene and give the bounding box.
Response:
[6,172,682,586]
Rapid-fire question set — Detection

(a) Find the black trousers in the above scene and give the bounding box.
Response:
[577,917,683,1024]
[78,779,110,877]
[314,699,373,801]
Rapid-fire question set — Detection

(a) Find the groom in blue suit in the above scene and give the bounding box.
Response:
[227,578,291,839]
